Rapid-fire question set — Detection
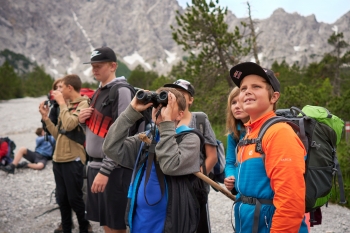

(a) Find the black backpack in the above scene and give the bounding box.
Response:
[104,83,151,135]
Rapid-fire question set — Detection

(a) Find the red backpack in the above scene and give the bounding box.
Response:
[80,88,95,98]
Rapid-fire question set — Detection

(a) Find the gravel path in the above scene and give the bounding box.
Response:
[0,97,349,233]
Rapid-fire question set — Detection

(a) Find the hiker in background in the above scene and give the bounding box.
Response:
[79,46,143,233]
[164,79,217,233]
[223,87,249,194]
[103,87,202,233]
[0,128,55,174]
[229,62,308,232]
[48,78,63,125]
[39,74,92,233]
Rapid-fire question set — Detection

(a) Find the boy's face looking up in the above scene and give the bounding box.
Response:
[239,74,280,122]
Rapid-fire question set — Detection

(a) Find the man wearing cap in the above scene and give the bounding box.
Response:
[79,47,143,233]
[164,79,218,233]
[228,62,308,233]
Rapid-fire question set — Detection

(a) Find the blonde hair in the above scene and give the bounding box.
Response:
[225,87,246,140]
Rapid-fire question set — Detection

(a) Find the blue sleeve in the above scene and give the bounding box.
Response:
[224,134,237,178]
[36,136,45,147]
[49,136,56,145]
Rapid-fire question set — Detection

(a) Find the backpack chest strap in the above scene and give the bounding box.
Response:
[235,194,273,233]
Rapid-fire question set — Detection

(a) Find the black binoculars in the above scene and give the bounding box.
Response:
[136,90,168,108]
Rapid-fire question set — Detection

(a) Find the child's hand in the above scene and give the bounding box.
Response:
[52,90,65,105]
[161,91,176,121]
[130,91,153,112]
[79,107,94,123]
[39,102,50,120]
[224,176,235,191]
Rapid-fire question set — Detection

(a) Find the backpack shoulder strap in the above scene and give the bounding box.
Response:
[175,129,205,149]
[192,112,207,135]
[106,82,136,121]
[238,116,303,159]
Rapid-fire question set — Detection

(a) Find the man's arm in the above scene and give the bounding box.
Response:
[204,144,217,175]
[202,117,218,174]
[103,105,144,169]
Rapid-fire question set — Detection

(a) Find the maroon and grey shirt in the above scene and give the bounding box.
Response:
[82,76,138,176]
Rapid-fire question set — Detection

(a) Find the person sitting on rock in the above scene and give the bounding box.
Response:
[0,127,55,174]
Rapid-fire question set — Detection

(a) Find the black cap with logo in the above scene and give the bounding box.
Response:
[229,62,280,92]
[83,47,117,64]
[164,79,195,96]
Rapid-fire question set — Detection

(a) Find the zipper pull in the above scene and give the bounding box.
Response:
[265,216,268,228]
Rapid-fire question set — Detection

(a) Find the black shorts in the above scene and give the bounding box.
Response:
[85,166,132,229]
[24,149,48,167]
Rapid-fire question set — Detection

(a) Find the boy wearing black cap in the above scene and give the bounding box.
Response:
[229,62,308,233]
[79,47,143,233]
[164,79,217,233]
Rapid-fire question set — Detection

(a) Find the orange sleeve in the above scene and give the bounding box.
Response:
[264,123,306,233]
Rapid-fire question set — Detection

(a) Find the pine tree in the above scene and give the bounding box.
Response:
[327,32,349,96]
[0,61,22,100]
[171,0,251,88]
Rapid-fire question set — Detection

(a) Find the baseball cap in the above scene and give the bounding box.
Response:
[229,62,280,92]
[164,79,195,96]
[83,47,117,64]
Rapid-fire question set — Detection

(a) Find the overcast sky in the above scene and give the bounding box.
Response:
[177,0,350,24]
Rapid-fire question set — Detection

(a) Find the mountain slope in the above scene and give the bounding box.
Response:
[0,0,349,81]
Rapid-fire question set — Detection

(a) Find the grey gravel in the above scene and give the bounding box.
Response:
[0,96,349,233]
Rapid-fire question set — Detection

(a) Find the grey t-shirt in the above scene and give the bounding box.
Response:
[189,112,217,146]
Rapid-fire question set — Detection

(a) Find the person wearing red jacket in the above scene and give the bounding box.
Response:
[228,62,309,233]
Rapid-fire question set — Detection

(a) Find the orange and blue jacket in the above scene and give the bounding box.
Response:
[234,111,309,233]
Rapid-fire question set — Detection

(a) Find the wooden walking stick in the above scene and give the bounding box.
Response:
[194,172,236,201]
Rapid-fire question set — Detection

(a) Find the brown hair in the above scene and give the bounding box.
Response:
[35,128,43,136]
[61,74,82,92]
[52,78,63,90]
[156,87,186,112]
[225,87,247,139]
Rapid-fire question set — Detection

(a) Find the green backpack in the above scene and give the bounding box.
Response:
[239,105,346,215]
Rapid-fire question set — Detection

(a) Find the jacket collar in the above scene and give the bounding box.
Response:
[244,110,276,132]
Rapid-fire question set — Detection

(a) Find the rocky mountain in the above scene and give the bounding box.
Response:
[0,0,349,82]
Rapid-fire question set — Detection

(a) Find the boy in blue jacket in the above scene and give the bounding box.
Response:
[1,127,55,174]
[103,87,202,233]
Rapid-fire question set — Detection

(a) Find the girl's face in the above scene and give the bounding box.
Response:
[231,95,249,120]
